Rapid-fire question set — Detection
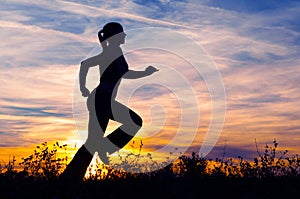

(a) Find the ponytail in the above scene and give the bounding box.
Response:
[98,29,108,49]
[98,29,105,42]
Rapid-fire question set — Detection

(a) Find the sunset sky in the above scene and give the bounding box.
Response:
[1,0,300,164]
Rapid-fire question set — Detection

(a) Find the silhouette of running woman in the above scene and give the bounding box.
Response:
[61,22,158,181]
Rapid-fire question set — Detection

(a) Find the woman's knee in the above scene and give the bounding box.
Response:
[129,110,143,127]
[131,112,143,127]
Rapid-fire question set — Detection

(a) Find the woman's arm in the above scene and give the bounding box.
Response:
[79,55,101,97]
[123,66,159,79]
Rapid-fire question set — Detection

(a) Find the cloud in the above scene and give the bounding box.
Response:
[1,0,300,160]
[0,64,78,147]
[0,20,93,67]
[1,106,69,117]
[206,0,300,13]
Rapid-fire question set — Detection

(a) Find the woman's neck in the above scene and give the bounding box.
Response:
[109,43,121,48]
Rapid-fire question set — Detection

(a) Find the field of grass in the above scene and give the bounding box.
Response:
[1,140,300,199]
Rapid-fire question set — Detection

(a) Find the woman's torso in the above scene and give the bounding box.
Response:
[97,47,128,98]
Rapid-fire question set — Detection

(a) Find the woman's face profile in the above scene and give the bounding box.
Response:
[117,32,127,45]
[107,31,126,46]
[121,32,126,44]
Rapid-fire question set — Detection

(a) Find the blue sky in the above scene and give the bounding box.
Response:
[0,0,300,161]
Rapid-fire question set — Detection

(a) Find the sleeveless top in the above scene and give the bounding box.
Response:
[98,48,128,98]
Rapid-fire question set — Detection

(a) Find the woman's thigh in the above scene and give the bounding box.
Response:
[110,100,142,127]
[92,88,112,131]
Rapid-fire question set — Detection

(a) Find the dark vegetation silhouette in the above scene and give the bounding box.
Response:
[1,139,300,199]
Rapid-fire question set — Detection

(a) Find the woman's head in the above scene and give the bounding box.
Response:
[98,22,126,46]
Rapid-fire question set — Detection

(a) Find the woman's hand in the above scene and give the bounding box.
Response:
[145,66,159,76]
[80,87,90,97]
